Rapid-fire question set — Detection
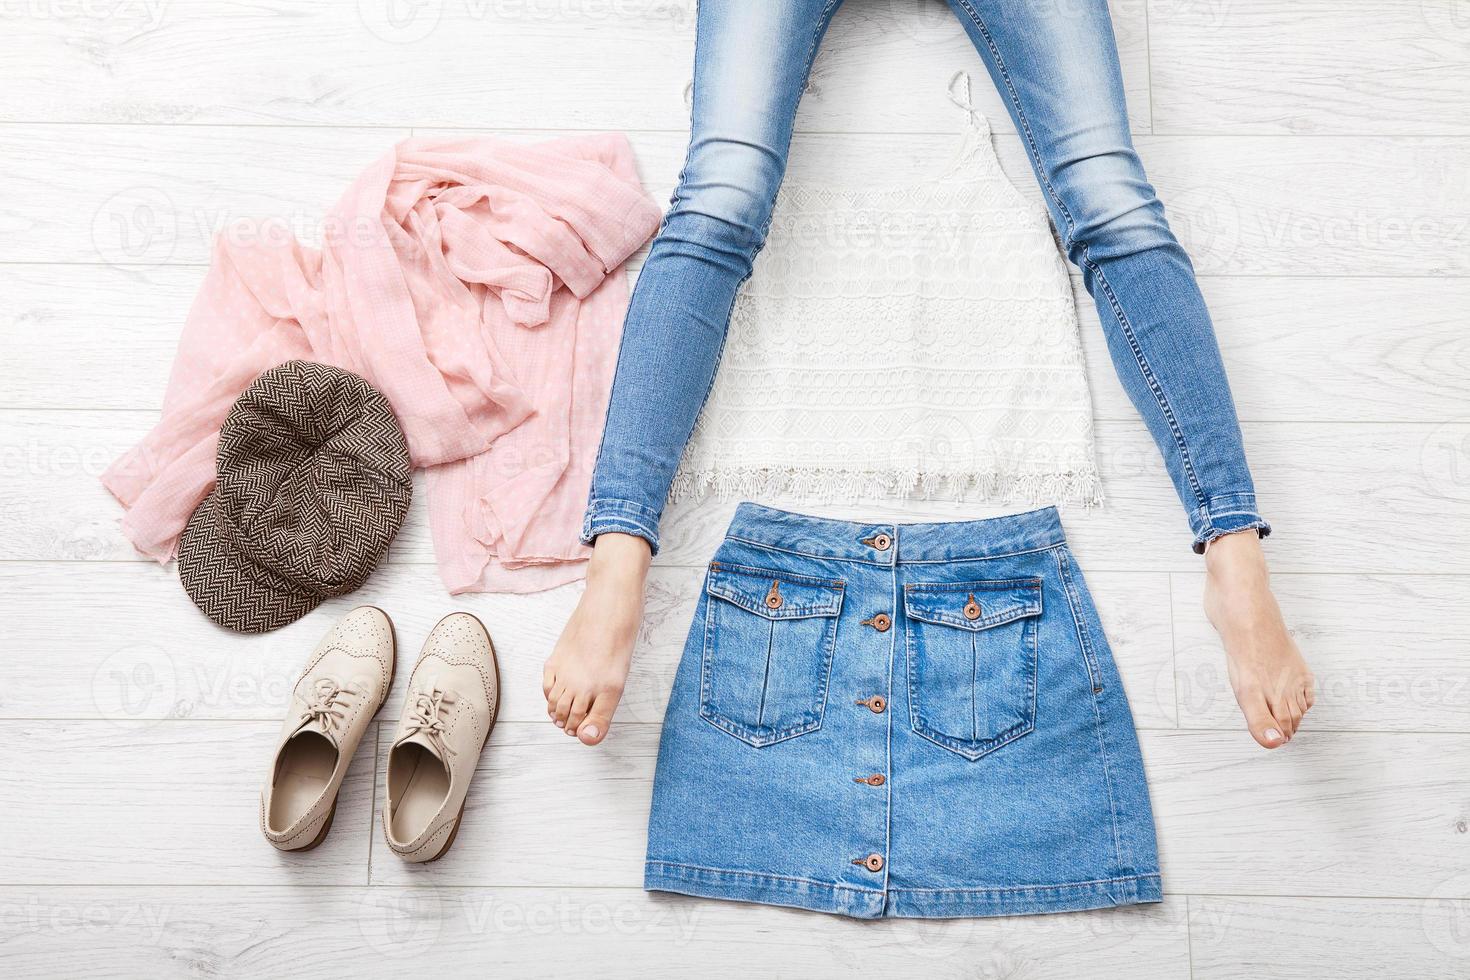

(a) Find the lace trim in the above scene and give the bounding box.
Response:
[670,464,1103,508]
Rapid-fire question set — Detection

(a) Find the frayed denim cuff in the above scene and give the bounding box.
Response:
[1189,491,1271,554]
[581,497,663,555]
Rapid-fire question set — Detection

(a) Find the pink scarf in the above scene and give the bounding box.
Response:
[102,134,660,593]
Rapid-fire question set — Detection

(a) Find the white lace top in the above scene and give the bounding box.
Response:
[670,77,1101,509]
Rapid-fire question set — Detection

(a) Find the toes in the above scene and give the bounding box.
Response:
[542,663,556,700]
[578,691,620,746]
[553,690,574,729]
[1278,708,1299,741]
[1265,690,1296,740]
[565,691,592,736]
[1273,696,1298,740]
[1288,682,1313,735]
[1241,690,1288,749]
[545,680,565,720]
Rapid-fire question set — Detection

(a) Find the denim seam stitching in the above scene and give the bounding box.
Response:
[888,872,1161,896]
[904,577,1044,592]
[1054,548,1127,880]
[900,544,1066,564]
[646,860,879,895]
[1083,247,1208,508]
[951,0,1078,232]
[721,534,1063,566]
[584,512,657,531]
[802,0,844,97]
[708,560,847,590]
[1204,491,1259,507]
[1201,509,1266,521]
[881,544,898,907]
[951,0,1209,512]
[647,860,1159,897]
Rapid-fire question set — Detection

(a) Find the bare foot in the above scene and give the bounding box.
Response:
[544,532,651,745]
[1202,530,1315,749]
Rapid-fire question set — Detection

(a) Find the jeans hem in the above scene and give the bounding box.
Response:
[644,860,1163,920]
[1189,492,1271,554]
[581,497,662,553]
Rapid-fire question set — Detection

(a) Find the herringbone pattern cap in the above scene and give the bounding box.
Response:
[179,361,413,633]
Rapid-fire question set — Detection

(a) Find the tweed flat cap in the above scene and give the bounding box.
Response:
[179,361,413,633]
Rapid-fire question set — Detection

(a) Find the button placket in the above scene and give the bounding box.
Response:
[844,543,895,892]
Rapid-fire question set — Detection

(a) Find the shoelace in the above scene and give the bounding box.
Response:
[404,687,459,759]
[297,677,357,737]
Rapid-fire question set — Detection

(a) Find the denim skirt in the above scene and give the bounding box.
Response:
[644,503,1162,919]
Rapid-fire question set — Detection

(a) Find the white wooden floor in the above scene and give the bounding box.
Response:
[2,1,1468,977]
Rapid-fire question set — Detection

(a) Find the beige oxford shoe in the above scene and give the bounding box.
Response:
[260,605,397,851]
[382,612,500,863]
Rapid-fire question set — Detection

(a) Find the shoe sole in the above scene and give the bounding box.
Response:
[272,605,399,853]
[417,611,500,864]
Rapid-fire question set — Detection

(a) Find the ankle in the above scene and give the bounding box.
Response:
[587,532,652,589]
[1204,530,1270,592]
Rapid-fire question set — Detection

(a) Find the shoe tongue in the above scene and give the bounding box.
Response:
[396,684,457,762]
[395,729,446,762]
[292,711,338,747]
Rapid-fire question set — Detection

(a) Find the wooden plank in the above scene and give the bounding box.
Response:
[6,718,1464,897]
[0,560,585,725]
[0,885,1189,979]
[0,561,1176,729]
[652,419,1470,575]
[367,721,657,887]
[0,0,1151,134]
[0,124,409,266]
[12,410,1468,574]
[1150,0,1470,135]
[1147,731,1470,898]
[10,122,1464,278]
[365,726,1470,899]
[995,136,1470,277]
[1172,573,1470,733]
[1189,896,1470,980]
[1076,276,1470,424]
[12,264,1468,426]
[0,264,198,411]
[0,720,372,886]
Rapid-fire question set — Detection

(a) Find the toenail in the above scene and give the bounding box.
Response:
[1265,728,1282,741]
[555,720,564,728]
[583,725,599,739]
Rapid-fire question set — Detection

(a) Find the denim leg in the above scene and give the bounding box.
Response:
[947,0,1270,552]
[582,0,845,553]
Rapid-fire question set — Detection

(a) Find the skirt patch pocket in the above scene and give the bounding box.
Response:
[700,561,844,747]
[904,578,1042,761]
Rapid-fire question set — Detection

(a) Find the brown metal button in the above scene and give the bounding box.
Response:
[871,533,892,551]
[854,773,886,787]
[856,695,887,714]
[963,593,982,620]
[765,580,782,610]
[862,613,892,633]
[856,853,884,872]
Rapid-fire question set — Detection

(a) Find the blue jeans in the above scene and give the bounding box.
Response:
[584,0,1270,554]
